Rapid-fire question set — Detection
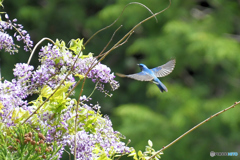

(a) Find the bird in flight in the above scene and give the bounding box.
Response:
[116,59,176,92]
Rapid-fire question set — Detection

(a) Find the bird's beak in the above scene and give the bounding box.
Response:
[137,64,140,66]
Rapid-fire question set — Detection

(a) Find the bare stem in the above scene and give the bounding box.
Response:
[115,31,134,48]
[147,101,240,160]
[128,2,158,23]
[92,0,172,71]
[83,0,158,47]
[97,25,123,58]
[27,38,55,65]
[63,148,71,160]
[66,79,82,98]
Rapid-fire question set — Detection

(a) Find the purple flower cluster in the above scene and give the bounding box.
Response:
[69,131,95,160]
[0,14,33,54]
[0,82,28,126]
[36,43,119,92]
[39,98,131,159]
[74,56,120,93]
[68,112,132,159]
[13,63,34,83]
[93,115,131,156]
[0,63,36,126]
[0,31,16,54]
[0,37,127,159]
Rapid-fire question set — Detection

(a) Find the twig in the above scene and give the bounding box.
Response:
[85,0,172,80]
[115,31,134,48]
[97,25,123,59]
[27,38,55,65]
[128,2,158,23]
[91,0,172,71]
[147,101,240,160]
[83,1,157,47]
[83,7,124,47]
[63,148,71,160]
[84,81,99,102]
[66,79,82,98]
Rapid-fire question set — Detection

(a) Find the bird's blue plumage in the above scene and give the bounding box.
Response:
[138,63,168,92]
[153,77,168,92]
[116,59,176,92]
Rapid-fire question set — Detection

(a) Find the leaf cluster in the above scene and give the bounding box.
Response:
[0,124,61,160]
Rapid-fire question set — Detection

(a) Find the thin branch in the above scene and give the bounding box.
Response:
[97,25,123,59]
[66,79,82,98]
[115,31,134,48]
[128,2,158,23]
[83,1,157,47]
[95,1,158,58]
[63,148,71,160]
[85,0,172,81]
[27,38,55,65]
[91,0,172,71]
[83,81,99,103]
[83,7,125,47]
[147,101,240,160]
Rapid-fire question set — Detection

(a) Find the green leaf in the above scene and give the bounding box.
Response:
[69,38,85,55]
[138,150,143,157]
[148,140,153,147]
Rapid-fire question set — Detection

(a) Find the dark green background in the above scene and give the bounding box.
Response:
[1,0,240,159]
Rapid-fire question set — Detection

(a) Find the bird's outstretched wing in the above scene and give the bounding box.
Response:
[116,72,153,81]
[151,59,176,77]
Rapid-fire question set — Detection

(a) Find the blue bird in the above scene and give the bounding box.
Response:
[116,59,176,92]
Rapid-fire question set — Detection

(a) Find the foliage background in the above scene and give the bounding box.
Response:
[1,0,240,159]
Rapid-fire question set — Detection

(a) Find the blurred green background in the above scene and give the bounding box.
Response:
[1,0,240,159]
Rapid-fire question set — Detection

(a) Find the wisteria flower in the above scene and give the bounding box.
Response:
[0,37,128,160]
[0,14,33,54]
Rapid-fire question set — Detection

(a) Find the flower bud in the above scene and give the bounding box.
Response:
[31,140,36,145]
[38,132,46,140]
[39,139,44,144]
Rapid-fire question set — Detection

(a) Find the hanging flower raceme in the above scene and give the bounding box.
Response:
[0,14,33,54]
[0,37,130,160]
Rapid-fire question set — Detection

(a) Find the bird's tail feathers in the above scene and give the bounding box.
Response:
[155,80,168,92]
